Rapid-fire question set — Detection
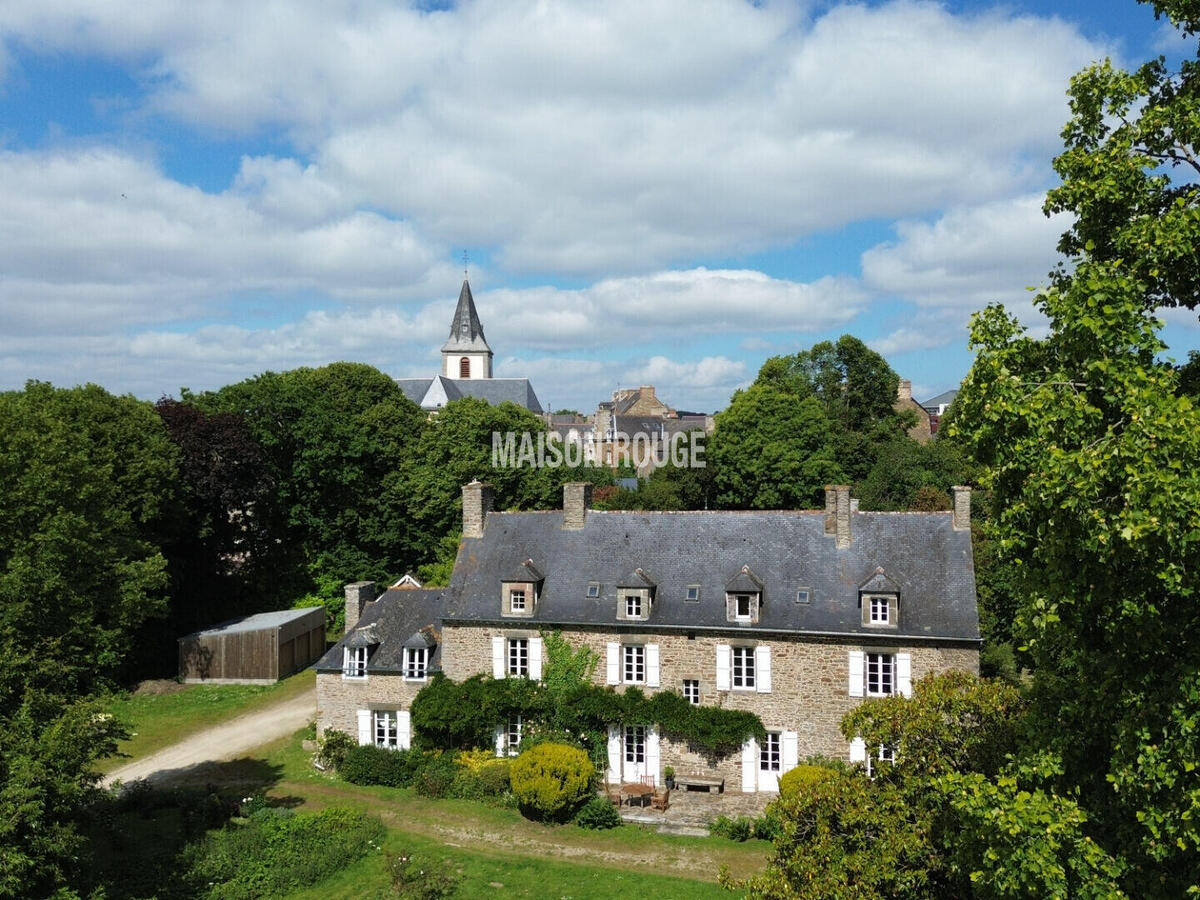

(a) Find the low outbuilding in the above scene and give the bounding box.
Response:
[178,607,326,683]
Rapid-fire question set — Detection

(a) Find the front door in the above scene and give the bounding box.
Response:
[623,724,647,783]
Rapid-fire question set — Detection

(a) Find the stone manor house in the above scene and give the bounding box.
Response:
[315,482,980,793]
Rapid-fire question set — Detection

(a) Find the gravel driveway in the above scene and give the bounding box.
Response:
[101,684,316,787]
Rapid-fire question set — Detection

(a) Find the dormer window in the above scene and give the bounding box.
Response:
[735,594,753,620]
[859,568,901,628]
[503,559,543,618]
[343,646,367,679]
[861,593,898,627]
[405,647,427,680]
[724,565,764,624]
[617,568,656,621]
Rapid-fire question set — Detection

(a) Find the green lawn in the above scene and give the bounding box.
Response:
[95,669,315,773]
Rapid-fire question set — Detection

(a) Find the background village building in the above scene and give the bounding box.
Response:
[316,480,980,794]
[178,607,325,684]
[922,389,959,437]
[395,279,544,414]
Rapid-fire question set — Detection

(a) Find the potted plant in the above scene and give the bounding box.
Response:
[664,766,675,790]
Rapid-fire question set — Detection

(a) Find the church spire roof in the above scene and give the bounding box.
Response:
[441,278,492,354]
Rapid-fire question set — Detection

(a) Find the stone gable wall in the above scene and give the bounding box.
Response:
[316,672,428,738]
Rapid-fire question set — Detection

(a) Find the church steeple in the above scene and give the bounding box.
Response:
[441,279,493,379]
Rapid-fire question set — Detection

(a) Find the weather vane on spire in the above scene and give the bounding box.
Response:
[462,250,469,279]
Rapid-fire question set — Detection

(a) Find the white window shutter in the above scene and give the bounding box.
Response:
[356,709,371,746]
[755,645,772,693]
[848,650,864,697]
[716,644,731,691]
[782,731,799,772]
[607,724,622,782]
[492,636,505,679]
[529,637,543,681]
[494,724,505,758]
[849,736,866,763]
[646,726,660,786]
[606,642,620,685]
[398,710,411,751]
[646,644,660,688]
[897,652,912,697]
[741,737,757,792]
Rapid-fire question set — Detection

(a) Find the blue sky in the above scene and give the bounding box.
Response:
[0,0,1195,413]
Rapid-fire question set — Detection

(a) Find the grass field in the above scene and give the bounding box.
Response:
[95,668,315,773]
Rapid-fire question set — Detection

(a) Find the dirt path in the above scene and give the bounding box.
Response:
[102,685,316,787]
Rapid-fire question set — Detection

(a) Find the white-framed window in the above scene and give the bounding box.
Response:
[623,644,645,683]
[735,593,753,620]
[685,585,700,602]
[624,725,646,764]
[866,653,895,696]
[506,715,523,757]
[866,744,897,778]
[404,646,427,680]
[760,732,781,773]
[732,646,756,689]
[343,646,368,679]
[796,589,810,604]
[587,582,600,598]
[869,596,890,624]
[508,638,529,677]
[683,679,700,705]
[373,710,399,749]
[510,589,526,612]
[625,594,642,618]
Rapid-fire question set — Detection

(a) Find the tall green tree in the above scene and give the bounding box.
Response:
[1044,0,1200,313]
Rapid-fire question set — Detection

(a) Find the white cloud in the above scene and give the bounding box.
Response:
[0,1,1110,275]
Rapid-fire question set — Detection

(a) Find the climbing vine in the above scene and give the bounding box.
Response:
[409,631,764,758]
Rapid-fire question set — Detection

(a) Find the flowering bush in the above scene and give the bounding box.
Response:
[509,742,594,822]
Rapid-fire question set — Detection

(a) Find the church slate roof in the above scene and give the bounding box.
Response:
[394,376,544,414]
[441,279,492,354]
[314,588,446,674]
[443,509,979,642]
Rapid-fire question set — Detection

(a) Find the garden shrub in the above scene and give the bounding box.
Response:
[183,806,384,898]
[574,796,622,830]
[413,751,459,798]
[317,729,355,769]
[710,815,756,842]
[388,848,460,899]
[449,757,512,803]
[510,742,595,822]
[779,763,838,798]
[340,745,425,787]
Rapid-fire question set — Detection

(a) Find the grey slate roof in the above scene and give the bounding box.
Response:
[441,279,492,354]
[444,509,979,642]
[315,588,446,674]
[922,389,958,413]
[394,376,544,414]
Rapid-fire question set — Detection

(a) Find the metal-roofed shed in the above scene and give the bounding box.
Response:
[178,607,326,683]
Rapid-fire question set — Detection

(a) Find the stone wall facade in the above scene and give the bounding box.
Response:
[315,671,428,739]
[440,622,978,786]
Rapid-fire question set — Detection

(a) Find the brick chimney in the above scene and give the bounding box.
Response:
[344,581,377,632]
[897,379,913,402]
[563,482,593,530]
[952,485,971,531]
[462,480,495,538]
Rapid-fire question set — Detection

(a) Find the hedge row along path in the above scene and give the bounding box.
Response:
[101,684,317,787]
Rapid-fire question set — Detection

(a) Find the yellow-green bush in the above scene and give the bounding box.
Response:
[509,742,594,822]
[778,764,837,798]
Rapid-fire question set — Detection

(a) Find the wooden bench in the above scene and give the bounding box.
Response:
[674,774,724,793]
